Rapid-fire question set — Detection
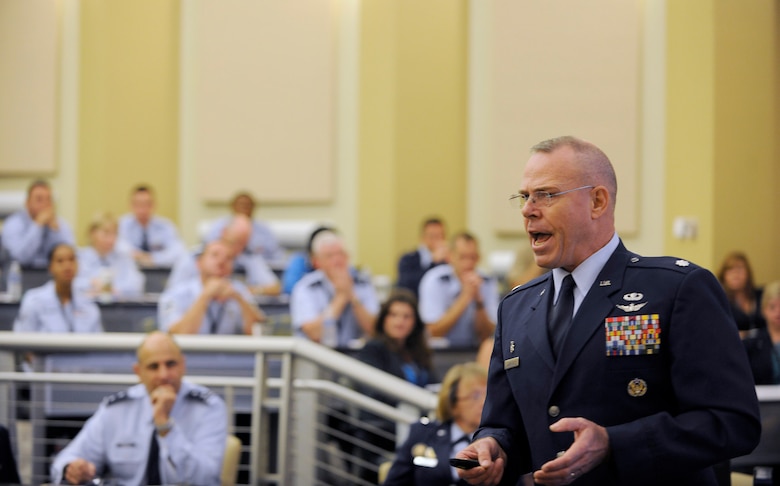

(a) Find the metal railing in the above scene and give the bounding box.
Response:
[0,333,438,485]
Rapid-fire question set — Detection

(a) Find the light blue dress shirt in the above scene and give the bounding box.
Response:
[205,216,286,264]
[13,281,102,333]
[117,214,186,266]
[50,380,227,485]
[166,251,279,291]
[290,269,380,348]
[418,264,499,348]
[158,278,257,335]
[77,246,145,298]
[1,209,75,267]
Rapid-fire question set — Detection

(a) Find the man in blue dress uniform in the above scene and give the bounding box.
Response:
[456,136,760,485]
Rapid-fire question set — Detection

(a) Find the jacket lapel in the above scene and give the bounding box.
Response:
[522,274,556,372]
[550,244,631,391]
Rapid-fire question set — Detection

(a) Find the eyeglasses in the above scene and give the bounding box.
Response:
[509,185,594,209]
[456,390,486,403]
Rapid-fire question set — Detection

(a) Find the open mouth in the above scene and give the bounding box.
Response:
[530,232,552,246]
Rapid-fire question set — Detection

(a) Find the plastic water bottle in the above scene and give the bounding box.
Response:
[7,261,22,301]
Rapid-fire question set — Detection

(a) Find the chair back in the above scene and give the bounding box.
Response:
[221,435,242,486]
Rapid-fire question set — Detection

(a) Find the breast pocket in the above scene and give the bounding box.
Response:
[40,305,69,332]
[107,440,146,480]
[604,355,671,420]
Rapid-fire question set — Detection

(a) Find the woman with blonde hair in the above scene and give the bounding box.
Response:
[383,362,487,485]
[77,212,145,299]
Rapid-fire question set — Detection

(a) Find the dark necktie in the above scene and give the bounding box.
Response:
[140,228,151,253]
[38,227,49,259]
[548,274,575,359]
[145,430,161,485]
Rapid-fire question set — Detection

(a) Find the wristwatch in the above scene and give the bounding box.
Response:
[155,418,174,434]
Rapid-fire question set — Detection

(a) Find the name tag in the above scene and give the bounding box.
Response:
[504,357,520,370]
[605,314,661,356]
[413,456,438,468]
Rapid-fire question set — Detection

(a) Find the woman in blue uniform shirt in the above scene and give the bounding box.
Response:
[77,212,145,299]
[383,362,488,486]
[13,243,102,333]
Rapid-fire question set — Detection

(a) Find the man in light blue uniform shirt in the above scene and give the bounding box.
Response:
[2,180,75,267]
[168,215,280,296]
[118,185,186,267]
[204,191,286,264]
[51,332,227,485]
[418,232,499,348]
[290,232,379,348]
[159,240,265,335]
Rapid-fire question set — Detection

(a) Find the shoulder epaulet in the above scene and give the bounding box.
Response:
[105,390,132,406]
[186,388,214,402]
[308,277,324,288]
[439,273,451,282]
[506,272,549,296]
[627,255,699,272]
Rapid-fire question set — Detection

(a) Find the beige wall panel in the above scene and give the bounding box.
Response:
[357,0,468,278]
[393,0,467,254]
[189,0,336,204]
[77,0,180,242]
[488,0,641,236]
[711,0,778,282]
[0,0,57,175]
[665,0,716,265]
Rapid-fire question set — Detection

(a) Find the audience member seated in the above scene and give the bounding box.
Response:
[167,215,281,296]
[118,185,186,267]
[2,179,75,267]
[50,332,227,485]
[718,251,766,337]
[418,232,499,348]
[281,225,334,295]
[0,424,21,485]
[77,212,145,299]
[396,217,448,297]
[13,243,102,333]
[383,362,487,486]
[358,289,434,387]
[204,191,285,263]
[355,289,434,482]
[290,232,379,347]
[158,240,265,335]
[742,280,780,385]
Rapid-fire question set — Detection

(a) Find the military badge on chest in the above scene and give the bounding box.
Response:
[605,292,661,356]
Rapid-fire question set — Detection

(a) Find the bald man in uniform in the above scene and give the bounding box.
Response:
[51,332,227,485]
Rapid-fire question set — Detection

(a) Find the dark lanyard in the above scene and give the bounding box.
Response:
[207,302,226,334]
